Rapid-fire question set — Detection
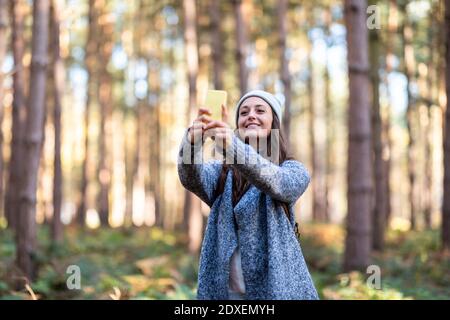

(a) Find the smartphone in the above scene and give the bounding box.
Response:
[204,89,227,120]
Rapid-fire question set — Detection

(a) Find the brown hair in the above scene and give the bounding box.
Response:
[213,112,295,220]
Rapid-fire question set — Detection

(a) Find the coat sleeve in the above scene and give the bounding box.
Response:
[220,134,310,204]
[177,129,223,207]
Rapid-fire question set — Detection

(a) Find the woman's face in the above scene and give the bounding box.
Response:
[237,96,273,139]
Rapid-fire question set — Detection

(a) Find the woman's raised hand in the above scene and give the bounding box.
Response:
[188,107,213,144]
[203,105,233,150]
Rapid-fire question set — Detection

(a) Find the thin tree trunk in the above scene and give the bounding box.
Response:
[124,118,133,228]
[278,0,291,145]
[343,0,373,271]
[232,0,248,95]
[5,0,26,232]
[110,112,126,228]
[307,14,327,223]
[308,47,322,222]
[324,8,332,223]
[442,0,450,249]
[383,0,396,229]
[423,4,439,230]
[400,2,418,230]
[370,0,387,251]
[183,0,202,254]
[0,0,7,222]
[50,0,63,242]
[148,64,163,228]
[324,58,331,223]
[96,4,113,227]
[17,0,49,281]
[132,101,144,226]
[210,0,223,90]
[77,0,98,227]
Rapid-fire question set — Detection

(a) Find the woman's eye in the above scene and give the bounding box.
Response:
[240,112,248,115]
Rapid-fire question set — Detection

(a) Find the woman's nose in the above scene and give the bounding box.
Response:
[248,111,257,119]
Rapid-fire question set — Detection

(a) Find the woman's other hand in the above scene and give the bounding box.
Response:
[188,107,213,144]
[203,105,233,150]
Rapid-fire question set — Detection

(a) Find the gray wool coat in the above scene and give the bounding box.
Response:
[177,129,319,300]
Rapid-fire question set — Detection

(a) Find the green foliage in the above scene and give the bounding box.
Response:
[0,223,448,300]
[302,224,450,300]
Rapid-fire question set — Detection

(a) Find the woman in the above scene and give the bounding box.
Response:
[178,90,318,300]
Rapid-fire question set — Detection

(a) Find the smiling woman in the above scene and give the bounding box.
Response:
[236,97,273,140]
[178,90,318,300]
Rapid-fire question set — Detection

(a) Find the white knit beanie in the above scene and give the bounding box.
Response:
[235,90,283,126]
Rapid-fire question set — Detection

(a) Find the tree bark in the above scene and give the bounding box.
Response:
[232,0,249,95]
[5,0,26,232]
[210,0,223,90]
[307,13,327,223]
[383,0,396,229]
[17,0,49,281]
[0,0,7,223]
[324,8,333,224]
[278,0,291,145]
[400,1,418,230]
[148,62,163,228]
[50,0,63,243]
[96,3,114,227]
[77,0,98,227]
[423,3,439,230]
[343,0,373,271]
[369,0,387,251]
[442,0,450,249]
[183,0,203,254]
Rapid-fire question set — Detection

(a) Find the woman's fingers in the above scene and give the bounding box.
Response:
[191,121,205,130]
[197,107,212,117]
[195,114,212,124]
[204,127,231,146]
[204,120,228,130]
[188,121,205,144]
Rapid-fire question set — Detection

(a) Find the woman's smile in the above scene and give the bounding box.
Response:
[245,123,261,129]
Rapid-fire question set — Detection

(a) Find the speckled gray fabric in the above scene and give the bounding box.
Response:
[177,129,319,300]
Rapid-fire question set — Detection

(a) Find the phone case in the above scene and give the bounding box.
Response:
[204,90,227,120]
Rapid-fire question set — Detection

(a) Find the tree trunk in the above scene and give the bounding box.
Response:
[183,0,203,254]
[383,0,396,229]
[307,15,327,223]
[400,1,418,230]
[148,63,163,228]
[442,0,450,249]
[77,0,98,227]
[50,0,63,242]
[96,4,114,227]
[324,8,333,223]
[5,0,26,232]
[0,0,7,223]
[369,0,387,251]
[124,120,133,228]
[343,0,373,271]
[210,0,223,90]
[423,4,439,230]
[232,0,248,95]
[278,0,291,145]
[17,0,49,281]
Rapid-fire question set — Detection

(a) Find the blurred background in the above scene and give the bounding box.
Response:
[0,0,449,299]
